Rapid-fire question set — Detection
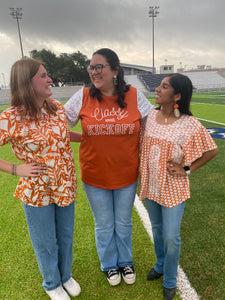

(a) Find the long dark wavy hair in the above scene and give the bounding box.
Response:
[160,73,193,115]
[89,48,130,108]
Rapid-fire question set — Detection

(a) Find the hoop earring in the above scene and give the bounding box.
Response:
[174,103,180,118]
[113,75,118,86]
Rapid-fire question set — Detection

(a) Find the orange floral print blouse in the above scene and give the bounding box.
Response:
[0,99,77,207]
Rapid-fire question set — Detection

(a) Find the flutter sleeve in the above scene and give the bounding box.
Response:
[139,115,148,152]
[183,120,218,166]
[0,110,11,146]
[64,88,84,128]
[137,88,154,118]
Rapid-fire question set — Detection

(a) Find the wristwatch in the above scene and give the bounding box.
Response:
[183,166,191,175]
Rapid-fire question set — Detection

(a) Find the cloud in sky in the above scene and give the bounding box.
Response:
[1,0,225,86]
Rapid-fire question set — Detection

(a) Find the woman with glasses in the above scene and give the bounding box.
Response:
[65,48,154,286]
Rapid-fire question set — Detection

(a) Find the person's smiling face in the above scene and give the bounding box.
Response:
[89,54,118,95]
[31,65,53,106]
[155,76,178,107]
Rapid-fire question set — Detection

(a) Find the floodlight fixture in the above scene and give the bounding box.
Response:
[149,6,159,74]
[9,7,24,57]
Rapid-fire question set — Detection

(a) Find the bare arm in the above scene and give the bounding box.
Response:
[0,159,46,177]
[69,131,82,142]
[167,148,218,176]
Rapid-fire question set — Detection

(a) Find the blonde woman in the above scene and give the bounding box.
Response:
[0,57,81,300]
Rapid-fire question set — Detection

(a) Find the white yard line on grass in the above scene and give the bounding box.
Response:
[192,102,225,106]
[197,118,225,126]
[134,195,200,300]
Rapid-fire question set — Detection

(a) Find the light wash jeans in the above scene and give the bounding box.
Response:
[23,202,75,291]
[145,199,185,289]
[83,181,137,271]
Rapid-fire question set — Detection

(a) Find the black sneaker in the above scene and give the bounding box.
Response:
[163,287,176,300]
[147,268,163,280]
[105,269,121,286]
[120,265,136,284]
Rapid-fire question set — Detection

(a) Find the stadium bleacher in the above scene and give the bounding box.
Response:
[0,86,82,106]
[1,70,225,106]
[138,71,225,93]
[180,71,225,91]
[124,75,149,95]
[139,74,167,92]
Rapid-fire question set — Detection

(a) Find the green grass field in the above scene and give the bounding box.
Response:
[0,93,224,299]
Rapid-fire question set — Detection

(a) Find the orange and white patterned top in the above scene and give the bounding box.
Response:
[139,109,217,207]
[0,99,77,207]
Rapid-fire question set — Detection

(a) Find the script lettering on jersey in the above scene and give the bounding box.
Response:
[90,107,128,121]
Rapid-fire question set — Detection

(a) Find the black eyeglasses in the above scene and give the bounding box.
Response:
[87,64,110,74]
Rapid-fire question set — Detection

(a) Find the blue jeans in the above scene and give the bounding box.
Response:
[83,181,137,271]
[145,199,185,289]
[23,202,75,291]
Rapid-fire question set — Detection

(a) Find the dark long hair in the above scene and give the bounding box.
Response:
[166,73,193,115]
[89,48,130,108]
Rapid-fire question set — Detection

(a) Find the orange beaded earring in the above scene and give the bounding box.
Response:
[174,103,180,118]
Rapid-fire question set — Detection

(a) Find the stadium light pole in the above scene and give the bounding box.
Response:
[149,6,159,74]
[9,7,24,57]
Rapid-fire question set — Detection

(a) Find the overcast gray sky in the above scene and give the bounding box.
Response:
[1,0,225,86]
